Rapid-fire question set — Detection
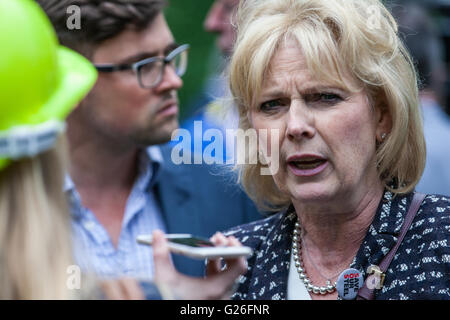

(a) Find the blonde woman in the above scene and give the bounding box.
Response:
[0,0,97,299]
[0,0,246,300]
[224,0,450,300]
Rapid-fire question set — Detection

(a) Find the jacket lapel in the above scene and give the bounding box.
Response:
[154,145,198,234]
[351,191,415,278]
[154,146,213,276]
[249,209,297,299]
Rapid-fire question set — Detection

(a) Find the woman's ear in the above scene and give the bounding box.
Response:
[375,99,392,143]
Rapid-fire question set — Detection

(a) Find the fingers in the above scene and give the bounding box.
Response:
[100,278,145,300]
[206,257,222,276]
[210,232,229,246]
[100,279,123,300]
[204,233,248,299]
[152,230,177,282]
[150,232,249,300]
[224,236,248,274]
[117,278,145,300]
[208,233,248,275]
[206,232,228,275]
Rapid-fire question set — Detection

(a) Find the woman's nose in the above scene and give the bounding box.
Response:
[286,101,316,141]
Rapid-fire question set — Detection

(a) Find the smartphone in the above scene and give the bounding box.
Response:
[136,233,253,260]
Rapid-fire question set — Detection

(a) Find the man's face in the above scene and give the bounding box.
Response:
[204,0,240,56]
[71,13,183,147]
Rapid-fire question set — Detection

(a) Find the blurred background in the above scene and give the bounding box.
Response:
[165,0,450,121]
[387,0,450,116]
[165,0,221,121]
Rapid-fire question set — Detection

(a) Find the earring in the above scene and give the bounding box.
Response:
[381,133,387,141]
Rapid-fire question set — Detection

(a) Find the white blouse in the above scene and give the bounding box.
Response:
[287,250,312,300]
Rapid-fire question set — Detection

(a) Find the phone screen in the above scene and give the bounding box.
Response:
[169,237,215,248]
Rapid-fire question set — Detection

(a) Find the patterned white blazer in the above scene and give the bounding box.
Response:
[225,190,450,300]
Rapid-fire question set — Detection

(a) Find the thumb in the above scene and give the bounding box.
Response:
[152,230,177,281]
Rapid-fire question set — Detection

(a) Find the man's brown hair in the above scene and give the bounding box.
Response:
[36,0,167,58]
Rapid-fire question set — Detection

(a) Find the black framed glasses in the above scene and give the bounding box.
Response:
[94,44,190,89]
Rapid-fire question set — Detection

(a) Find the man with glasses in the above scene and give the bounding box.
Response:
[37,0,261,279]
[94,44,190,90]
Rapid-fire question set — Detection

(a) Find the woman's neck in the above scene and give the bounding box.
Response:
[292,185,384,269]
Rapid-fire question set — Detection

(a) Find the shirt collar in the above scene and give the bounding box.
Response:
[64,174,82,220]
[64,145,164,219]
[137,145,163,192]
[64,173,75,193]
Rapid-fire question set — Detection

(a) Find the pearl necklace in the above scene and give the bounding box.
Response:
[292,221,336,295]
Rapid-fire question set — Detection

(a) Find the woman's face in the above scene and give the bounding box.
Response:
[249,41,389,208]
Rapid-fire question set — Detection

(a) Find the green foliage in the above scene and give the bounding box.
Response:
[165,0,216,120]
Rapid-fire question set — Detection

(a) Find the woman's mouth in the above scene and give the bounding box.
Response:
[287,156,328,177]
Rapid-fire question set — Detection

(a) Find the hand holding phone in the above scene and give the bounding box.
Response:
[137,233,253,260]
[151,230,248,299]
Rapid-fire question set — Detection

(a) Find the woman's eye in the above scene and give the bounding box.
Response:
[307,93,342,104]
[259,99,284,112]
[322,93,342,102]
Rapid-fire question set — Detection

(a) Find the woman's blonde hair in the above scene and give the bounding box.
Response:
[0,137,78,299]
[229,0,426,211]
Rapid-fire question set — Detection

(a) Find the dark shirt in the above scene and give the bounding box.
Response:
[224,190,450,300]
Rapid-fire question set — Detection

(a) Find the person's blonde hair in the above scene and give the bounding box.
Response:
[229,0,426,211]
[0,137,77,299]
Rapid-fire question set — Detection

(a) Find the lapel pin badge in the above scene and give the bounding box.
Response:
[336,268,364,300]
[365,265,385,290]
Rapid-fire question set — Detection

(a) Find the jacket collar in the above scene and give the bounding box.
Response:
[155,144,193,207]
[154,144,197,235]
[247,208,296,299]
[351,190,415,273]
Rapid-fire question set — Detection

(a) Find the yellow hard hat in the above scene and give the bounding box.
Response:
[0,0,97,170]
